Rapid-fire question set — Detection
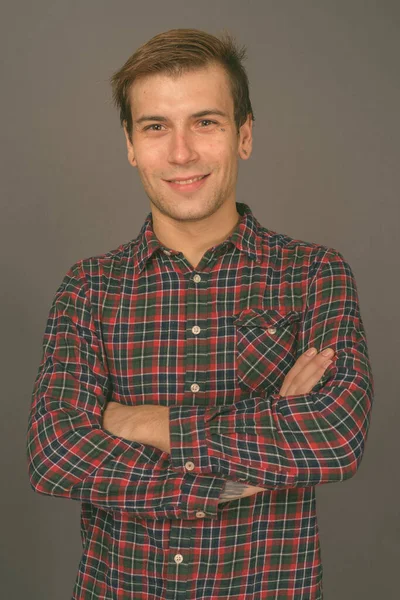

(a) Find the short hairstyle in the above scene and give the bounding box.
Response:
[110,28,255,142]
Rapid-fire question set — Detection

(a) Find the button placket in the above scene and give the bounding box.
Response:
[167,518,192,593]
[184,271,209,398]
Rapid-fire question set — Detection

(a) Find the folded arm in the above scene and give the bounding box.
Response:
[167,252,374,490]
[109,346,337,501]
[27,264,226,520]
[28,251,373,514]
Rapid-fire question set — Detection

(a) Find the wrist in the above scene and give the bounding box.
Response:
[219,480,248,501]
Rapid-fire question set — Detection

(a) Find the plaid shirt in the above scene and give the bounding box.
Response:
[27,202,373,599]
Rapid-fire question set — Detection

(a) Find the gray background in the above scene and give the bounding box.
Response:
[1,1,399,598]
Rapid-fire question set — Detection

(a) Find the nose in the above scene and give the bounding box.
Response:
[168,129,199,165]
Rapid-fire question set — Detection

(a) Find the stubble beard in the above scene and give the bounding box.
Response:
[144,178,231,224]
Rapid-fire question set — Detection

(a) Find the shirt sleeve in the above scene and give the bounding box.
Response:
[27,263,226,520]
[168,251,374,490]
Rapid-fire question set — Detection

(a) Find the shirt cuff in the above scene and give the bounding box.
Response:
[179,472,227,519]
[169,405,214,474]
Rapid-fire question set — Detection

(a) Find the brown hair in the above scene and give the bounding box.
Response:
[110,28,255,142]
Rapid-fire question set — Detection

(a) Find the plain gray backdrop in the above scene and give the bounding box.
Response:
[1,1,399,598]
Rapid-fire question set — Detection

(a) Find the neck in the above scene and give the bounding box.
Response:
[151,201,241,264]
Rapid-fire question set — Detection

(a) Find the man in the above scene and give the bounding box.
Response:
[27,28,373,600]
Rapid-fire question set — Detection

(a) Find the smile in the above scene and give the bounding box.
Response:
[165,173,210,192]
[168,174,208,185]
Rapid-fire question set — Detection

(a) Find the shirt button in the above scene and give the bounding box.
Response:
[185,461,195,471]
[267,327,277,335]
[196,511,206,518]
[193,274,201,283]
[192,325,201,335]
[163,249,172,255]
[174,553,184,564]
[191,383,200,393]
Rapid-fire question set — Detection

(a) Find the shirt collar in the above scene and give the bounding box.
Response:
[134,202,264,274]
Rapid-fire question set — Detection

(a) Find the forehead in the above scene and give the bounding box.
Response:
[129,64,234,119]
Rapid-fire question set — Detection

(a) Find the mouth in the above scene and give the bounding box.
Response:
[164,173,210,193]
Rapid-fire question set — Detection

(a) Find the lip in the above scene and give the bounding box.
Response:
[167,174,208,182]
[164,173,210,193]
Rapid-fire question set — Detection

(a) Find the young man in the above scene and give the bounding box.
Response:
[27,29,373,600]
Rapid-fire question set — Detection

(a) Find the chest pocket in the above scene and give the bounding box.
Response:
[233,308,302,394]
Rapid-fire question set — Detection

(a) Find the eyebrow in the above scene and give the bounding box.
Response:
[134,109,229,126]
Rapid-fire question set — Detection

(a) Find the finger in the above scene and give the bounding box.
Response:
[280,349,334,396]
[279,348,320,394]
[283,359,333,396]
[284,347,319,381]
[301,361,334,393]
[295,349,335,382]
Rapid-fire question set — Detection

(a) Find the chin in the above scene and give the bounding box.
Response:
[172,205,212,220]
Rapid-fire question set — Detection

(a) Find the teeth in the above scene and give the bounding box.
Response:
[170,175,206,185]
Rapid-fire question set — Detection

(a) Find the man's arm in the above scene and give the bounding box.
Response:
[103,347,336,502]
[27,263,226,520]
[164,250,373,491]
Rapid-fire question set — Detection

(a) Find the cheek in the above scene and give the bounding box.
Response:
[135,165,158,191]
[135,140,165,164]
[207,144,235,170]
[136,155,163,180]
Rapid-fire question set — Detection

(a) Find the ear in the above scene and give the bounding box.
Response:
[123,121,137,167]
[238,114,253,160]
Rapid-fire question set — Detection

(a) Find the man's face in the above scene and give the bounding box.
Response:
[123,63,252,223]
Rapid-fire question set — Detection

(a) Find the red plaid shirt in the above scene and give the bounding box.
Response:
[27,202,373,599]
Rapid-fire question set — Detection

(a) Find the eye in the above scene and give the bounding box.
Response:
[144,124,163,131]
[199,119,217,127]
[143,119,218,132]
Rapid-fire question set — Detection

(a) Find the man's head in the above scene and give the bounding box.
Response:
[110,29,255,224]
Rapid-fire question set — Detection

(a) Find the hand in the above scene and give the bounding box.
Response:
[218,481,266,504]
[279,347,335,396]
[218,346,336,503]
[218,480,265,503]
